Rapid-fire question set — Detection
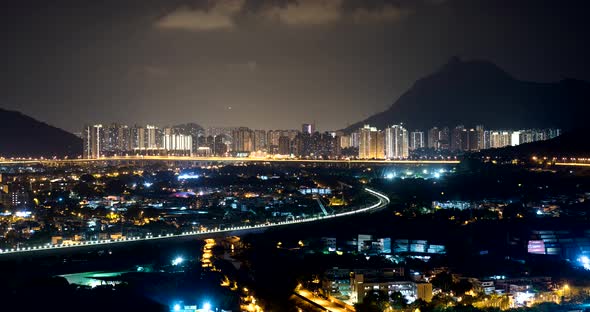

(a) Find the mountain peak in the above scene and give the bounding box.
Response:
[435,57,514,83]
[342,59,590,132]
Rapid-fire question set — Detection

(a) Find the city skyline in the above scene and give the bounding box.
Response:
[2,2,590,312]
[80,121,561,160]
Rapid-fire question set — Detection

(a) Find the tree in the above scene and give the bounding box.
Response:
[410,298,430,310]
[123,205,142,220]
[79,173,95,183]
[105,179,126,195]
[431,272,454,292]
[390,290,408,309]
[451,279,473,295]
[354,290,392,312]
[4,229,21,247]
[430,293,453,309]
[73,182,97,198]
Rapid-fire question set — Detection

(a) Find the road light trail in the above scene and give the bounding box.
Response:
[0,188,389,256]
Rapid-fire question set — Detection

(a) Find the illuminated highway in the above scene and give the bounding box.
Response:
[0,156,459,165]
[554,162,590,167]
[0,188,389,256]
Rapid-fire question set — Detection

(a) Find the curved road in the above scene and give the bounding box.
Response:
[0,187,390,256]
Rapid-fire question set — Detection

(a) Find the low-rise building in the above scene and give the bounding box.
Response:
[350,271,432,304]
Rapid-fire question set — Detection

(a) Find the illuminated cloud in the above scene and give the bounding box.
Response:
[156,0,244,31]
[350,4,412,24]
[155,0,441,31]
[261,0,343,26]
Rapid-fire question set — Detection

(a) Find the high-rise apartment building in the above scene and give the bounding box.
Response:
[451,125,465,151]
[267,130,281,147]
[385,125,409,159]
[428,127,450,150]
[83,124,103,158]
[377,131,385,159]
[231,127,254,152]
[359,125,385,159]
[145,125,158,149]
[547,128,561,139]
[219,135,229,156]
[511,131,521,146]
[302,123,315,135]
[163,134,192,154]
[490,131,512,148]
[103,123,132,155]
[482,130,491,149]
[253,130,267,151]
[131,125,144,150]
[278,136,291,155]
[410,131,425,150]
[459,128,479,151]
[339,135,351,149]
[476,125,485,150]
[428,127,440,150]
[439,127,450,150]
[350,131,360,148]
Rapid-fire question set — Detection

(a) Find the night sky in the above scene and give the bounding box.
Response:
[1,0,588,133]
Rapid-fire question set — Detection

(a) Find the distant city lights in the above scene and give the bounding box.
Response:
[578,255,590,270]
[172,256,184,266]
[514,291,534,305]
[15,211,32,218]
[178,173,199,180]
[384,169,445,180]
[0,188,390,256]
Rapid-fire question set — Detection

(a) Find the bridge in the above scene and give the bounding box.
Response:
[0,156,460,166]
[0,188,390,256]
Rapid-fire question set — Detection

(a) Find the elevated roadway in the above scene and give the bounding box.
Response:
[0,156,459,166]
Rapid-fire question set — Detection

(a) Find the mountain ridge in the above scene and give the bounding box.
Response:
[0,107,82,158]
[343,57,590,133]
